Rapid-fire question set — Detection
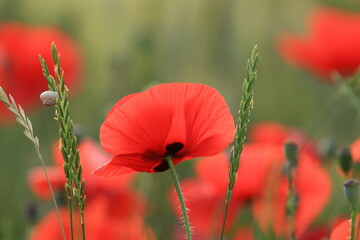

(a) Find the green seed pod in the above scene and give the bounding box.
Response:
[343,179,360,206]
[40,91,58,106]
[337,147,353,176]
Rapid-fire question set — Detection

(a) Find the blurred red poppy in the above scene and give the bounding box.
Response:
[0,22,81,123]
[29,208,75,240]
[330,215,360,240]
[30,194,155,240]
[28,138,133,200]
[232,225,331,240]
[278,8,360,81]
[169,123,330,239]
[28,138,154,240]
[94,83,235,176]
[233,228,254,240]
[249,123,331,237]
[298,226,330,240]
[351,138,360,163]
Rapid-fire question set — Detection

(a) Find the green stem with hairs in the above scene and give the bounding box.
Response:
[165,155,192,240]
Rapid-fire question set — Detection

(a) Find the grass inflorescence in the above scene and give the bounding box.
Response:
[220,45,259,240]
[39,43,86,240]
[0,87,66,240]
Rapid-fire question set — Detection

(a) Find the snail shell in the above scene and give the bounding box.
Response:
[40,91,58,106]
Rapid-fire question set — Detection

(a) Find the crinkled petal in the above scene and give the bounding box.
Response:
[99,83,234,173]
[94,154,160,176]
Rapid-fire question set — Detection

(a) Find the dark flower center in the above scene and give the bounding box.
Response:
[153,160,169,172]
[165,142,184,156]
[153,142,184,172]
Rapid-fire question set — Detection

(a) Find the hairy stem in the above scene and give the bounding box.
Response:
[166,156,192,240]
[350,205,357,240]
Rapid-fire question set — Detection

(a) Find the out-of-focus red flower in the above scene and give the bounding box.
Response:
[94,83,235,176]
[170,152,241,239]
[169,123,330,239]
[298,226,330,240]
[250,123,319,158]
[330,215,360,240]
[28,167,65,200]
[0,22,81,123]
[28,138,133,200]
[351,138,360,162]
[233,228,254,240]
[29,138,155,240]
[278,8,360,81]
[29,208,75,240]
[30,194,155,240]
[249,123,331,237]
[232,225,331,240]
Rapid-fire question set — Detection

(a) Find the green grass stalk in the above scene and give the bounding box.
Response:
[219,45,259,240]
[0,87,66,240]
[39,43,86,240]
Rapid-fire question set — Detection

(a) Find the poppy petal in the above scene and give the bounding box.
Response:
[99,83,234,172]
[93,154,160,176]
[27,167,66,200]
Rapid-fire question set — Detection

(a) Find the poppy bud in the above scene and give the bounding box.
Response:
[343,179,360,206]
[284,141,298,169]
[337,147,353,176]
[40,91,58,106]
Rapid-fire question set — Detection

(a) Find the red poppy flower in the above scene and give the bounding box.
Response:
[28,138,133,200]
[351,138,360,163]
[0,22,81,123]
[233,228,254,240]
[252,154,331,236]
[330,215,360,240]
[249,123,319,158]
[30,194,155,240]
[248,124,331,237]
[95,83,235,176]
[232,225,332,240]
[29,208,76,240]
[278,8,360,81]
[28,167,66,200]
[298,226,330,240]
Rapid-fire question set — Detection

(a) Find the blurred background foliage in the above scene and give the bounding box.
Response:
[0,0,360,239]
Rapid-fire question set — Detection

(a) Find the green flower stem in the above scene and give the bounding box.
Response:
[67,194,74,240]
[350,204,357,240]
[287,173,296,240]
[81,209,85,240]
[165,156,192,240]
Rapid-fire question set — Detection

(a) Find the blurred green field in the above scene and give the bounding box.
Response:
[1,0,360,239]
